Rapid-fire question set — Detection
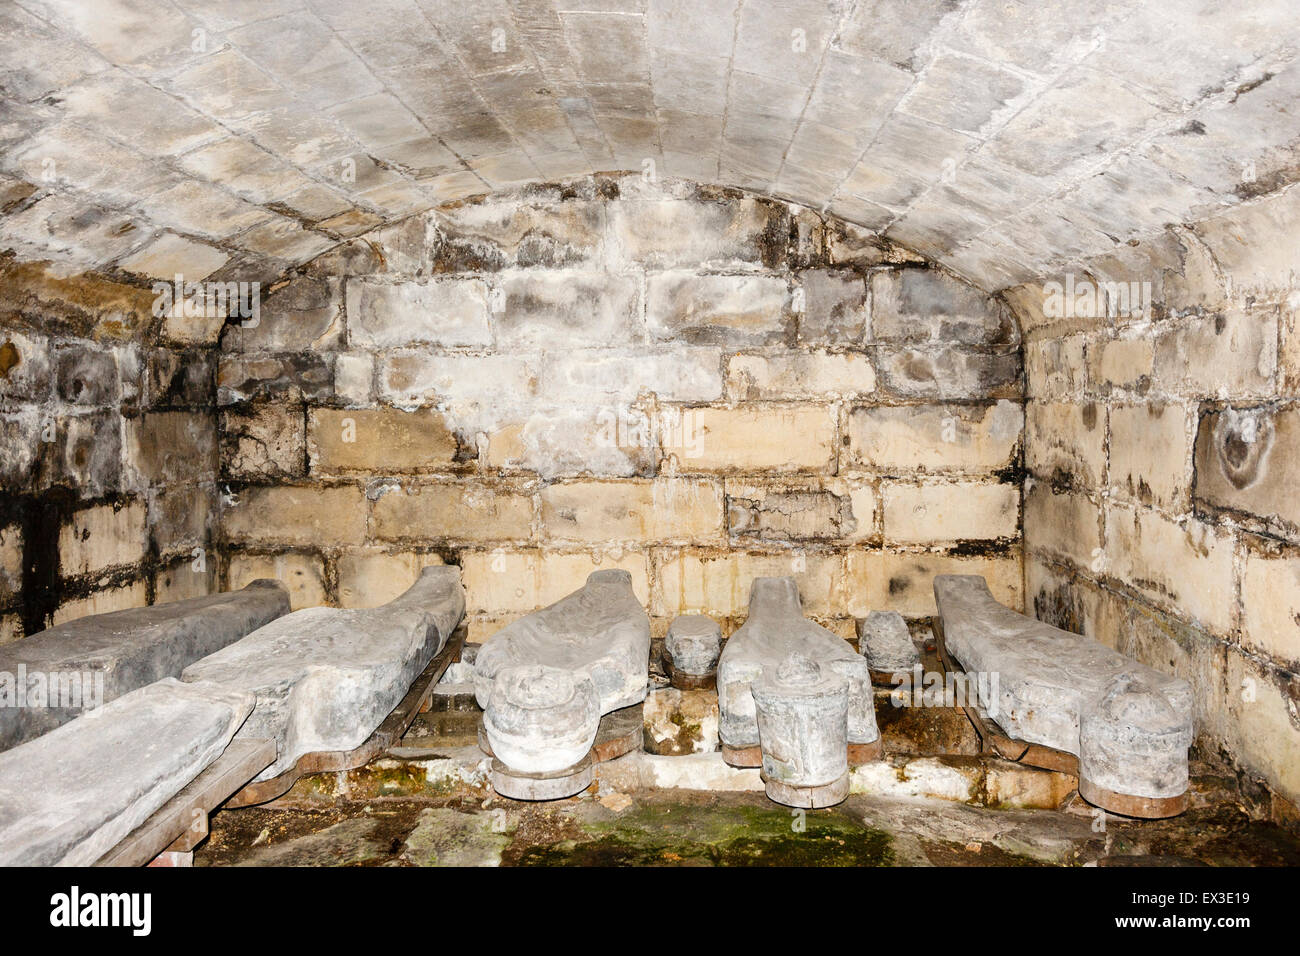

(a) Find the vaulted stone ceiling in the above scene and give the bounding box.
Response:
[2,0,1298,291]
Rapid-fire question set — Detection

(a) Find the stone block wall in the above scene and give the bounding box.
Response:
[215,177,1025,638]
[1007,184,1300,812]
[0,260,220,641]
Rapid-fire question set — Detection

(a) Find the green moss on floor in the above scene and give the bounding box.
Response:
[508,802,895,866]
[197,784,1300,867]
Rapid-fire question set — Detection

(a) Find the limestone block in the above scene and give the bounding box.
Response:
[845,401,1022,473]
[843,549,1023,618]
[609,197,782,270]
[58,501,148,577]
[1025,400,1106,487]
[717,577,878,750]
[1108,402,1190,509]
[152,560,215,604]
[308,407,458,474]
[223,276,342,351]
[876,346,1020,399]
[183,566,466,780]
[494,271,639,349]
[1087,332,1154,393]
[381,350,535,409]
[896,49,1030,134]
[220,404,305,479]
[318,208,383,238]
[796,269,868,345]
[646,272,789,347]
[373,481,534,543]
[217,352,335,406]
[487,405,656,478]
[732,0,836,85]
[333,351,373,406]
[541,478,723,545]
[1223,649,1300,807]
[0,330,52,402]
[1110,598,1231,749]
[654,550,841,619]
[336,550,434,610]
[725,477,875,542]
[459,550,650,617]
[540,554,651,608]
[983,761,1078,811]
[158,304,228,349]
[1153,311,1276,398]
[988,69,1160,178]
[658,404,836,473]
[145,348,214,408]
[48,411,124,498]
[1240,549,1300,667]
[0,410,41,494]
[54,345,120,405]
[849,756,982,804]
[541,348,724,404]
[1104,506,1235,636]
[474,569,650,719]
[345,278,491,348]
[52,583,149,627]
[883,479,1019,544]
[227,552,326,611]
[303,237,383,276]
[870,269,1015,346]
[934,574,1193,810]
[222,485,368,547]
[464,615,521,646]
[0,679,254,866]
[1023,481,1101,569]
[857,610,919,673]
[1025,333,1087,400]
[0,191,144,275]
[125,411,218,486]
[433,200,606,269]
[117,234,228,281]
[232,218,332,261]
[284,176,364,223]
[172,133,303,204]
[1190,187,1300,304]
[1026,554,1125,650]
[141,179,271,241]
[725,350,875,400]
[0,525,20,605]
[0,579,288,751]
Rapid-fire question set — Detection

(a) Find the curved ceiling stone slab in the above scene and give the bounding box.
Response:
[1,0,1298,291]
